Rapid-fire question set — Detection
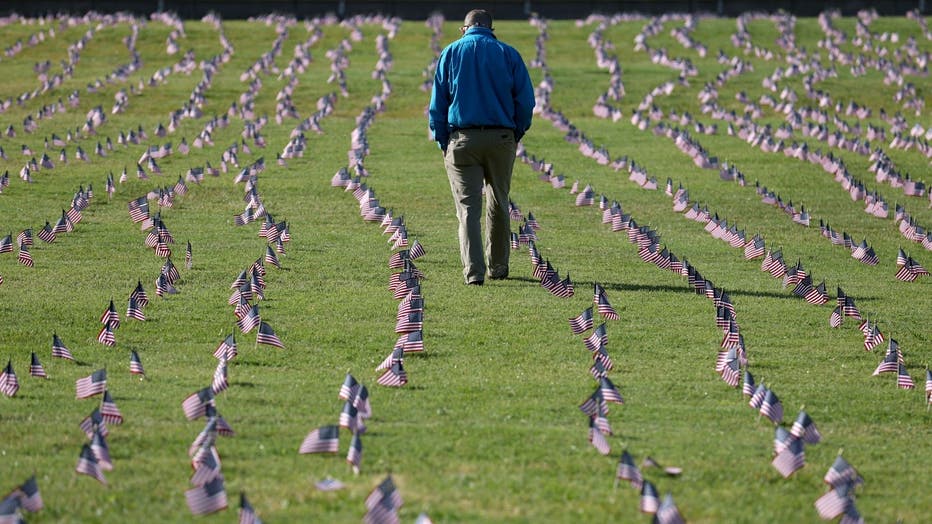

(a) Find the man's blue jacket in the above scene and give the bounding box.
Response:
[429,26,535,149]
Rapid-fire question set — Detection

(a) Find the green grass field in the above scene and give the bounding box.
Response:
[0,10,929,523]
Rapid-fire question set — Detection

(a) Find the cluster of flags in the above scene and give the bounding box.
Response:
[1,476,43,521]
[814,454,866,523]
[893,203,932,251]
[74,369,115,485]
[300,374,371,475]
[507,203,573,298]
[0,183,92,271]
[894,247,929,281]
[364,475,405,524]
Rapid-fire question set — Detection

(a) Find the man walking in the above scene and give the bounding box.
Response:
[429,9,535,286]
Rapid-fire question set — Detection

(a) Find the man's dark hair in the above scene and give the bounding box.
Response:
[463,9,493,30]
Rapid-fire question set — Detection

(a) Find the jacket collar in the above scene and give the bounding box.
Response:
[464,26,496,39]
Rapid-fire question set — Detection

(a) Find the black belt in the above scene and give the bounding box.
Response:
[452,125,513,132]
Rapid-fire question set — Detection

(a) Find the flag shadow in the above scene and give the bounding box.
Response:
[589,280,826,301]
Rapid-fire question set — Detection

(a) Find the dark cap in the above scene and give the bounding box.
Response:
[463,9,493,30]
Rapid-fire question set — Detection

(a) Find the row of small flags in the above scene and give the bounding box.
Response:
[521,26,690,521]
[506,201,577,298]
[325,21,432,523]
[331,82,428,391]
[175,143,286,518]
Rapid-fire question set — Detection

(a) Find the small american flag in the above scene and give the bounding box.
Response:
[214,333,237,361]
[872,350,899,375]
[90,430,112,472]
[655,493,684,524]
[97,323,116,347]
[771,438,804,478]
[29,352,47,379]
[339,373,360,401]
[0,233,12,253]
[748,384,766,409]
[346,432,363,473]
[926,368,932,404]
[594,288,619,320]
[396,330,424,353]
[588,417,610,455]
[15,475,43,513]
[256,321,284,348]
[616,450,642,489]
[129,350,145,376]
[599,377,624,404]
[583,323,608,351]
[127,196,149,222]
[376,346,404,372]
[897,363,915,389]
[237,304,260,333]
[264,245,280,268]
[80,408,108,438]
[211,359,228,394]
[377,362,407,387]
[75,443,106,484]
[824,454,863,488]
[76,369,107,399]
[299,425,340,454]
[238,492,262,524]
[182,387,215,420]
[759,389,784,424]
[639,480,659,513]
[37,222,55,243]
[394,312,423,334]
[161,258,180,285]
[0,359,19,397]
[100,390,123,424]
[185,476,227,516]
[18,245,34,267]
[126,297,145,321]
[742,370,756,397]
[568,307,594,335]
[131,281,149,308]
[814,484,852,520]
[789,410,821,444]
[190,446,221,487]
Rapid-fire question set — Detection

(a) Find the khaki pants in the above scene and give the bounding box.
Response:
[444,128,517,284]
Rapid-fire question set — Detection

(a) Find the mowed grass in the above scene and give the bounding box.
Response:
[0,12,929,523]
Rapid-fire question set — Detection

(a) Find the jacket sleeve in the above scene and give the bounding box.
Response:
[510,48,536,142]
[428,52,451,148]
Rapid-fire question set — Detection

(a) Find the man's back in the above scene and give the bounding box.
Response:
[429,26,534,147]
